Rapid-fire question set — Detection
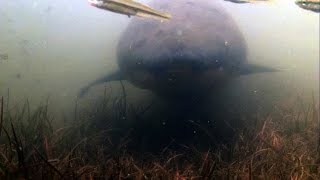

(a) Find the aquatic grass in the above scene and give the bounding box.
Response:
[0,93,318,179]
[0,96,3,136]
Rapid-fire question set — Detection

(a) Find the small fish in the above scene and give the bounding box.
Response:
[88,0,171,21]
[0,53,9,61]
[45,6,53,13]
[224,0,250,4]
[224,0,272,4]
[15,73,21,79]
[295,0,320,13]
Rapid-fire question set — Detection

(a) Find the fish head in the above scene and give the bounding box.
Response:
[88,0,104,7]
[295,0,320,7]
[295,0,320,12]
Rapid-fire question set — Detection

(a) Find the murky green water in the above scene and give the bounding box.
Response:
[0,0,319,122]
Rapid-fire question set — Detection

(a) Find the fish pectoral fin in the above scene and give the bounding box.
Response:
[239,64,279,75]
[78,70,124,98]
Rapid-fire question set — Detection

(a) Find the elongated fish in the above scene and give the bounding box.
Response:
[295,0,320,12]
[224,0,272,4]
[88,0,171,20]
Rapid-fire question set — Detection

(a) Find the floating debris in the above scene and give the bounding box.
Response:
[295,0,320,12]
[88,0,171,21]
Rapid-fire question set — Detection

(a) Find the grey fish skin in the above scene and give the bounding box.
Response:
[80,0,276,99]
[295,0,320,13]
[88,0,171,20]
[117,0,259,98]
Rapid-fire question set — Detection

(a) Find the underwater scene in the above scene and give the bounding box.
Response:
[0,0,319,179]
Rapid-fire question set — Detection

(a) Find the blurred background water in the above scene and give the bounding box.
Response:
[0,0,318,122]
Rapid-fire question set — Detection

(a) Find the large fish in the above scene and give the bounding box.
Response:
[79,0,276,100]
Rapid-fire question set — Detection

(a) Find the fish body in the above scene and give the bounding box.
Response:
[79,0,276,100]
[88,0,171,20]
[224,0,250,4]
[295,0,320,12]
[0,53,9,61]
[224,0,271,4]
[224,0,320,13]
